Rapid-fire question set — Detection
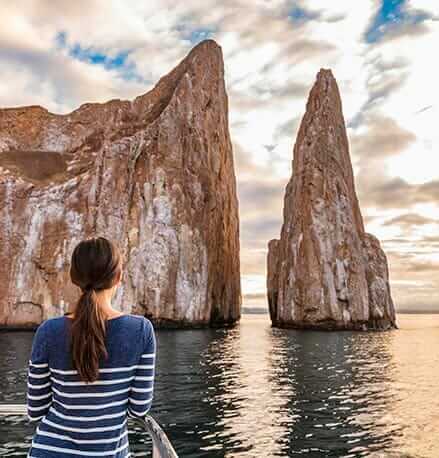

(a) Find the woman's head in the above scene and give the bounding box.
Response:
[69,236,123,382]
[70,236,122,294]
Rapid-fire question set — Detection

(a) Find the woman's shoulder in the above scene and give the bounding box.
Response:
[30,316,65,344]
[36,315,64,332]
[117,313,152,324]
[119,314,154,333]
[107,314,155,358]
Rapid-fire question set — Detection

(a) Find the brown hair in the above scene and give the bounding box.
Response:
[69,236,122,382]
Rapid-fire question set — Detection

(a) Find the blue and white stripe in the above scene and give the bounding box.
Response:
[26,315,156,457]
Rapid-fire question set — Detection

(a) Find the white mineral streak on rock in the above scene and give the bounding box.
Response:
[176,225,208,322]
[267,69,396,330]
[0,139,9,152]
[42,126,71,153]
[0,39,241,327]
[15,206,43,293]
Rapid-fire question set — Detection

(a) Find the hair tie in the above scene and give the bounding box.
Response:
[84,283,94,291]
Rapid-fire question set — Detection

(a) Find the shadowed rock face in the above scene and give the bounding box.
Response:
[0,39,241,328]
[267,69,396,331]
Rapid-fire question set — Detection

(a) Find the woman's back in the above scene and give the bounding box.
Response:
[26,313,156,457]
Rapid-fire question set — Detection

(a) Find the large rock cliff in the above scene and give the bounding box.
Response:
[0,39,241,328]
[267,69,396,330]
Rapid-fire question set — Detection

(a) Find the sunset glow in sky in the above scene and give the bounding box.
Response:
[1,0,438,312]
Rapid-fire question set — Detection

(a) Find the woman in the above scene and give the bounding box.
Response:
[26,236,156,457]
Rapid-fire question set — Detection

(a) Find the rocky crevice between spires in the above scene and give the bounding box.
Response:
[0,39,241,329]
[267,69,396,331]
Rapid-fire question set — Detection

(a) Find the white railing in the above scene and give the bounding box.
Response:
[0,404,178,458]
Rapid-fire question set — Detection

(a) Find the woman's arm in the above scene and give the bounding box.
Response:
[127,317,156,418]
[27,321,52,422]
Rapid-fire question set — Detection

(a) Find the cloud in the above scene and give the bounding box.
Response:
[238,180,283,216]
[350,114,415,159]
[357,173,439,210]
[383,213,439,229]
[249,80,310,100]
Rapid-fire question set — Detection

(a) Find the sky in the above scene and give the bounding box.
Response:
[1,0,438,312]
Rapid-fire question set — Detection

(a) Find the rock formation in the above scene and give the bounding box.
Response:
[0,39,241,328]
[267,69,396,330]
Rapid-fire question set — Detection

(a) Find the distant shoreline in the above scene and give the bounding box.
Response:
[241,307,269,315]
[1,310,438,332]
[241,308,439,315]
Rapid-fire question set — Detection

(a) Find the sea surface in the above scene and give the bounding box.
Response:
[0,313,438,457]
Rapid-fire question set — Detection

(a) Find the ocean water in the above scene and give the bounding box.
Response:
[0,314,438,457]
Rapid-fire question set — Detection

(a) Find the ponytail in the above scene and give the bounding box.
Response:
[70,287,108,383]
[68,237,122,383]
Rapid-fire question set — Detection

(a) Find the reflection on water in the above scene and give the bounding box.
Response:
[200,319,401,457]
[268,329,400,456]
[0,314,438,457]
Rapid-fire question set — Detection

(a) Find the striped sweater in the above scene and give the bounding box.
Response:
[26,313,156,457]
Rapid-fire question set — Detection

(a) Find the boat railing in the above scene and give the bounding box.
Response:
[0,404,178,458]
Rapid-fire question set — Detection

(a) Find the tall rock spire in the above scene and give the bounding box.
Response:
[0,39,241,328]
[267,69,396,330]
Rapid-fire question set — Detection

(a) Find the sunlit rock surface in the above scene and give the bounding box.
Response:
[0,39,241,328]
[267,69,396,330]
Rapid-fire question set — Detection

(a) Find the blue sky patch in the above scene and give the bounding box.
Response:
[174,24,216,45]
[55,31,142,81]
[365,0,430,43]
[288,5,319,23]
[188,27,215,44]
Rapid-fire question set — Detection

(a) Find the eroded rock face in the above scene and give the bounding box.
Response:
[0,39,241,328]
[267,69,396,330]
